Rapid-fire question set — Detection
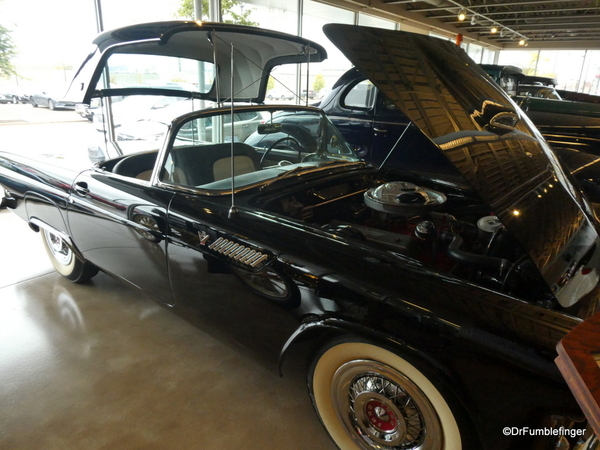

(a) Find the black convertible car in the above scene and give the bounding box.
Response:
[1,21,599,450]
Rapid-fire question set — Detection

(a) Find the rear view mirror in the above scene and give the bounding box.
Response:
[258,123,283,134]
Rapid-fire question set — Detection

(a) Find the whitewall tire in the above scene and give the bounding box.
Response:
[41,229,99,283]
[309,340,464,450]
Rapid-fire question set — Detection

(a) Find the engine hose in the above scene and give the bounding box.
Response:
[447,234,509,273]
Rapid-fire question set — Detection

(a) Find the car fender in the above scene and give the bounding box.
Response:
[279,316,456,380]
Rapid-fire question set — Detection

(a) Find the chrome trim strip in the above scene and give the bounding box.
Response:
[208,237,269,268]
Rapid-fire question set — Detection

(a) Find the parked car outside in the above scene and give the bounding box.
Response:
[114,99,265,155]
[92,95,184,132]
[0,85,30,104]
[301,89,316,99]
[29,88,76,110]
[1,21,599,450]
[267,88,294,100]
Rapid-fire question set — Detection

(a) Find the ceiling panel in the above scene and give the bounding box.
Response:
[399,0,600,48]
[322,0,600,49]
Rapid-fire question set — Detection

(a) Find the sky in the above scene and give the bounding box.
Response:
[0,0,180,83]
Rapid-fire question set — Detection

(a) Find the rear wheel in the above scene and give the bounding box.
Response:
[41,229,99,283]
[48,99,56,110]
[230,264,298,307]
[309,340,464,450]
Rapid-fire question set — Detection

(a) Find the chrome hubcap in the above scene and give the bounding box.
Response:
[44,230,73,266]
[331,360,441,450]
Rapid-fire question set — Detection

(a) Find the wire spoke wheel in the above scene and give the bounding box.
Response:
[230,264,298,307]
[309,341,463,450]
[333,360,438,449]
[231,265,288,298]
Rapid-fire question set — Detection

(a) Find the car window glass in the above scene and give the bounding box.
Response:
[171,112,263,147]
[499,76,517,96]
[342,79,377,109]
[96,53,214,94]
[382,95,399,111]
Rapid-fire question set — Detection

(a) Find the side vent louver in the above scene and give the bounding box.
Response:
[208,237,269,268]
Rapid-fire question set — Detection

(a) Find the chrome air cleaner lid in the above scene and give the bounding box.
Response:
[364,182,447,215]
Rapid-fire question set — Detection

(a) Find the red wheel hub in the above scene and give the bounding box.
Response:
[365,399,398,432]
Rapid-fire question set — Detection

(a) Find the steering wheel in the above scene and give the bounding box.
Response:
[301,152,330,162]
[260,136,302,164]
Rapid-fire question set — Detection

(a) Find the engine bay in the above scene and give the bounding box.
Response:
[256,173,551,302]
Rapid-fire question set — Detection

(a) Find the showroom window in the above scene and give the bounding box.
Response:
[481,48,497,64]
[358,13,398,30]
[235,0,299,35]
[466,43,483,63]
[498,49,600,94]
[301,1,356,96]
[579,51,600,95]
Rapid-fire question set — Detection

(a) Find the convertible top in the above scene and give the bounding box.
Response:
[64,21,327,105]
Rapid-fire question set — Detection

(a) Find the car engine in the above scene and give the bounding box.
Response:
[259,176,550,301]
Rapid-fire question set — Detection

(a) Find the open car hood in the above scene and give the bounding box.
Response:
[64,21,326,105]
[324,24,600,308]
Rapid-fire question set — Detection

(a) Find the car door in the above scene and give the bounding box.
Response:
[325,78,414,166]
[67,167,174,304]
[327,78,376,160]
[164,194,234,303]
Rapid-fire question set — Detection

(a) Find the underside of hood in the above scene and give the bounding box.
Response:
[65,21,327,105]
[323,24,598,307]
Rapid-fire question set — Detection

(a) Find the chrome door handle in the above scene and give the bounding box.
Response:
[74,181,90,196]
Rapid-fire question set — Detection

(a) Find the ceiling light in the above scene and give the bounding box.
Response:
[470,14,477,26]
[500,28,506,37]
[491,25,498,34]
[519,38,527,46]
[458,8,467,21]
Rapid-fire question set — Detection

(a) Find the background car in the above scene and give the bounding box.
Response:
[318,66,600,203]
[0,84,30,104]
[115,101,265,154]
[29,88,76,110]
[266,88,294,101]
[92,95,186,131]
[301,89,316,99]
[517,83,563,99]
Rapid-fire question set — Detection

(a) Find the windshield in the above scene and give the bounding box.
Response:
[159,106,362,191]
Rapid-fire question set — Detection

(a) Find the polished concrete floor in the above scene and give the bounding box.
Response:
[0,208,337,450]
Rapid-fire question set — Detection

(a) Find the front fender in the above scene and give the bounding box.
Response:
[279,316,455,382]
